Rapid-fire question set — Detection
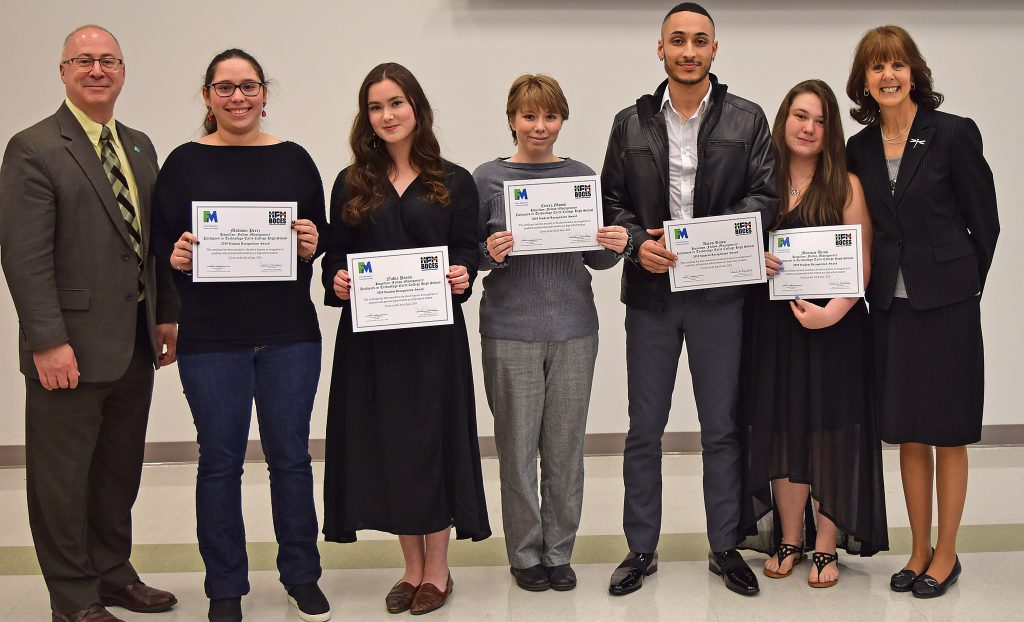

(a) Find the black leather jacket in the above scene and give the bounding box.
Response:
[601,75,778,311]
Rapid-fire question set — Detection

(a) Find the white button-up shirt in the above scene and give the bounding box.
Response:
[661,85,713,220]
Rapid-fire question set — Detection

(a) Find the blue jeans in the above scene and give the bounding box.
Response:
[178,341,322,599]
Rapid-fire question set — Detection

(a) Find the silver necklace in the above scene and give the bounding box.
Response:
[789,171,813,197]
[881,120,912,144]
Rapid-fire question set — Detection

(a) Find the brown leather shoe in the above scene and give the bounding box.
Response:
[410,574,453,616]
[385,580,419,614]
[52,604,124,622]
[100,580,177,613]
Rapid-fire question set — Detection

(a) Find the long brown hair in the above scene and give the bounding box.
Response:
[846,25,943,126]
[771,80,848,228]
[343,63,449,225]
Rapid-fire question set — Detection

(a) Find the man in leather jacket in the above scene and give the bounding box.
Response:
[602,2,777,597]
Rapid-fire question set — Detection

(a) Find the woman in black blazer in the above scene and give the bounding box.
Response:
[845,25,999,599]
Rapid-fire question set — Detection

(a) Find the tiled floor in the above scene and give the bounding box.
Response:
[2,447,1023,621]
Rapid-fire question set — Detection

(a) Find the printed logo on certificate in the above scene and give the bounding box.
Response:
[769,224,864,300]
[665,212,766,292]
[502,175,603,255]
[191,201,297,282]
[347,246,454,333]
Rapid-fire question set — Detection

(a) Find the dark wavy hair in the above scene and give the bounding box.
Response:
[771,80,848,228]
[343,63,449,225]
[201,48,268,135]
[846,25,943,126]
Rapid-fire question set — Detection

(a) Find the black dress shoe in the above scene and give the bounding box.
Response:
[608,551,657,596]
[511,564,550,591]
[546,564,577,591]
[912,556,961,599]
[709,550,759,596]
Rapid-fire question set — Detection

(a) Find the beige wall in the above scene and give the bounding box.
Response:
[1,1,1020,446]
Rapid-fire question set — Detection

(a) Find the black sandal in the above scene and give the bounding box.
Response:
[808,551,839,588]
[763,542,805,578]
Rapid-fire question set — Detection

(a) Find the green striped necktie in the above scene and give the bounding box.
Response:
[99,125,144,300]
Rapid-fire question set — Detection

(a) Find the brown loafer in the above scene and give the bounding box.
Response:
[385,581,419,614]
[410,575,453,616]
[52,604,124,622]
[100,580,177,613]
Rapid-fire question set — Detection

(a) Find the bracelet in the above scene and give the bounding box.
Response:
[299,252,315,264]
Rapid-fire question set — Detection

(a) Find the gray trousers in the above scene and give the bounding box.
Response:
[623,292,744,553]
[482,334,599,568]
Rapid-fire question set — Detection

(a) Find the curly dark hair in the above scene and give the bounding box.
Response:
[343,63,449,225]
[846,25,943,126]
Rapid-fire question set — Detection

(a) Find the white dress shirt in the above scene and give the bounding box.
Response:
[661,84,713,220]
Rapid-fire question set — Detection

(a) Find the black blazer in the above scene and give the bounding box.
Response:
[847,107,999,310]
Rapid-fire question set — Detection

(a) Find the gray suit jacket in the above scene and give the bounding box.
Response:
[0,103,179,382]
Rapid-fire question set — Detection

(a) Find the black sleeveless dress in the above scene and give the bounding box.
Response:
[738,211,888,556]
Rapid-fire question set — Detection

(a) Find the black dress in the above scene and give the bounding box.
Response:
[321,163,491,543]
[739,212,888,556]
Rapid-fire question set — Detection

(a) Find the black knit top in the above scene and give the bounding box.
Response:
[151,141,327,353]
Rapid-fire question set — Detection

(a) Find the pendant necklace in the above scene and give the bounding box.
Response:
[789,171,813,197]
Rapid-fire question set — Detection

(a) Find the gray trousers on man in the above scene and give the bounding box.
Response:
[623,291,744,553]
[482,334,599,568]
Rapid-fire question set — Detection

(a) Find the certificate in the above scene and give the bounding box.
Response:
[768,225,864,300]
[191,201,297,282]
[665,212,766,291]
[347,246,453,333]
[503,175,603,255]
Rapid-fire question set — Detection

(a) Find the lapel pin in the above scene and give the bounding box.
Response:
[133,146,141,153]
[910,138,926,149]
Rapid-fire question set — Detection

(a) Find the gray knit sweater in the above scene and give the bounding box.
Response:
[473,158,621,341]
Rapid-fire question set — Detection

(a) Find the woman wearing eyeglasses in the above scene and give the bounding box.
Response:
[150,49,330,622]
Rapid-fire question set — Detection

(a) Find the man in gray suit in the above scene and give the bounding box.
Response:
[0,25,179,622]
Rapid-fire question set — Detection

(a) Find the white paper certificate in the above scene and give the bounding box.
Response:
[768,225,864,300]
[191,201,297,282]
[347,246,453,333]
[503,175,603,255]
[665,212,766,292]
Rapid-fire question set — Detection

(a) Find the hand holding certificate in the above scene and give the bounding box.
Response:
[347,246,454,333]
[664,213,766,291]
[768,225,864,300]
[503,175,603,255]
[191,201,297,282]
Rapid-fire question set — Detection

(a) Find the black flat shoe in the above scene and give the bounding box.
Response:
[912,556,961,599]
[891,548,934,592]
[890,568,919,592]
[709,550,759,596]
[546,564,577,591]
[608,551,657,596]
[511,565,550,591]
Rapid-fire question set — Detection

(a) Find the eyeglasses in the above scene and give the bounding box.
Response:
[62,56,123,71]
[206,81,264,97]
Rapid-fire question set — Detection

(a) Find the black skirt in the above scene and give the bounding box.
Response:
[872,296,984,446]
[739,286,888,556]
